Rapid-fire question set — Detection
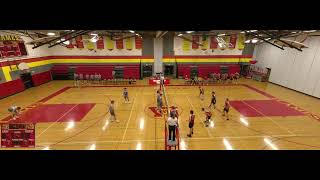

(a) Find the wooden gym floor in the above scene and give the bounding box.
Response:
[1,78,320,150]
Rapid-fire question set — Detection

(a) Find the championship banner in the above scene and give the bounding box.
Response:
[182,39,191,51]
[75,36,84,49]
[229,34,237,49]
[201,35,208,50]
[135,36,142,49]
[210,36,218,49]
[83,35,95,50]
[237,33,245,50]
[96,36,104,49]
[116,37,124,49]
[192,35,199,49]
[125,37,133,50]
[0,35,26,58]
[106,36,114,50]
[65,35,74,49]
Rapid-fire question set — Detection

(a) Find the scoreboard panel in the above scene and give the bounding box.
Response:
[1,123,35,148]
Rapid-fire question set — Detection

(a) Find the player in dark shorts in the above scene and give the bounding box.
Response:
[209,91,216,109]
[123,88,129,102]
[199,86,204,101]
[187,110,195,137]
[202,108,212,127]
[223,98,230,120]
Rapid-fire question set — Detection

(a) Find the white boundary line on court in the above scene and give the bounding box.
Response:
[241,100,295,135]
[36,104,79,138]
[120,88,139,143]
[37,134,306,146]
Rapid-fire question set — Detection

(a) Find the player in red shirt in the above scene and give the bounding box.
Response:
[187,110,195,137]
[223,98,230,120]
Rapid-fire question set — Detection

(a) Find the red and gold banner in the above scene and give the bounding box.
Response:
[75,36,84,49]
[83,35,94,50]
[192,35,199,49]
[135,36,142,49]
[106,36,114,50]
[237,33,245,50]
[182,39,191,51]
[96,36,104,49]
[210,36,218,49]
[125,37,133,50]
[116,37,124,49]
[229,34,237,49]
[201,36,208,50]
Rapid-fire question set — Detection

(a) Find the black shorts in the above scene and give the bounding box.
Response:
[224,108,229,113]
[189,122,194,128]
[206,116,211,120]
[211,99,216,104]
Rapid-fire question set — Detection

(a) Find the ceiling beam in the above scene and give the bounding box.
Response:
[261,30,302,51]
[246,32,285,50]
[32,30,80,49]
[48,30,91,48]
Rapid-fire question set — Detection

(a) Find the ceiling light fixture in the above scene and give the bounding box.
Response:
[186,31,194,34]
[178,34,183,36]
[217,33,226,37]
[303,30,317,33]
[129,30,135,33]
[251,39,259,43]
[47,32,55,36]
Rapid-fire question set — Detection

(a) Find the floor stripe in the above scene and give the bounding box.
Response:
[120,88,139,144]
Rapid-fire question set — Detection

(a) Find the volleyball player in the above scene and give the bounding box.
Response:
[223,98,230,120]
[123,88,129,102]
[8,105,21,120]
[157,93,163,115]
[109,100,119,123]
[187,110,195,137]
[208,91,216,109]
[202,107,212,127]
[199,86,204,101]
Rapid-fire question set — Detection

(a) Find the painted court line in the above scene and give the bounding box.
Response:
[120,88,139,143]
[37,134,303,146]
[36,104,79,138]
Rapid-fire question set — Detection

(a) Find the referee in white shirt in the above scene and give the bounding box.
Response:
[167,112,178,141]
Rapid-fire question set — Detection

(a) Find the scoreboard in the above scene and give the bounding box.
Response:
[1,123,35,148]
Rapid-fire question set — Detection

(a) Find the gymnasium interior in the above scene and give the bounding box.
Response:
[0,30,320,150]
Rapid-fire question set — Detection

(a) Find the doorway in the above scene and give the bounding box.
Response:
[164,64,174,77]
[190,66,198,78]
